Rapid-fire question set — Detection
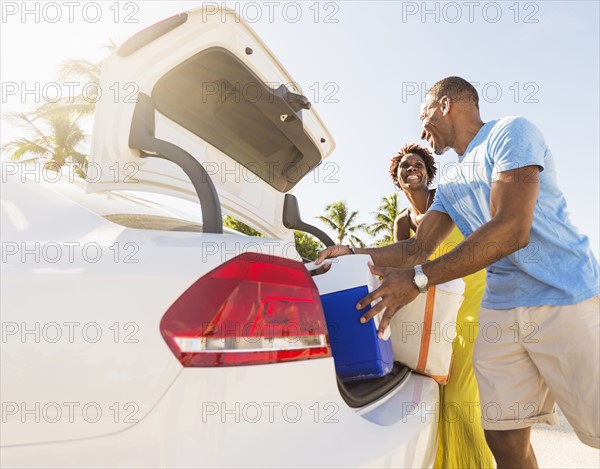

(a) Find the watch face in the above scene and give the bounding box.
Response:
[414,273,428,289]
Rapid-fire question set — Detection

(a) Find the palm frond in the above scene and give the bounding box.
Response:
[103,39,119,53]
[2,139,50,161]
[56,58,101,83]
[315,215,340,232]
[36,100,93,119]
[344,210,359,229]
[3,111,53,147]
[348,235,366,248]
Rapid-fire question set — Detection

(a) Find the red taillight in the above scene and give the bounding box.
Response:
[160,253,331,366]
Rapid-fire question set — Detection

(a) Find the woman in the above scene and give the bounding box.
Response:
[389,143,494,469]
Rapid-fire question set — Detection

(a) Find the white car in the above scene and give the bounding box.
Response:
[1,7,438,468]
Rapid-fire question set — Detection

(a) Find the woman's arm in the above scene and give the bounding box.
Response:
[393,209,410,242]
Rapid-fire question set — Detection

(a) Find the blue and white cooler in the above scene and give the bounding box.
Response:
[308,255,394,382]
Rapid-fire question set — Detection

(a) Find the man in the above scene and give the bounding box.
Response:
[316,76,599,468]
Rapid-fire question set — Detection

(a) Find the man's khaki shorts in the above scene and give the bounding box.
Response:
[473,295,600,449]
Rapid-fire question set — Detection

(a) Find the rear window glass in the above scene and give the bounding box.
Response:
[104,214,203,232]
[152,47,320,192]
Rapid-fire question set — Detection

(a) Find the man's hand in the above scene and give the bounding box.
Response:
[315,244,353,266]
[358,263,420,338]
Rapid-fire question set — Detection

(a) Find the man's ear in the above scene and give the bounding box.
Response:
[440,96,451,116]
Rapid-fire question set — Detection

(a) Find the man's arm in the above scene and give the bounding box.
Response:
[359,164,540,337]
[315,210,455,268]
[423,165,539,284]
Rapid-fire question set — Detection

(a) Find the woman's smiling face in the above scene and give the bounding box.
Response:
[396,153,429,191]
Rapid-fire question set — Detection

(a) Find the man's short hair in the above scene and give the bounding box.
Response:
[427,76,479,109]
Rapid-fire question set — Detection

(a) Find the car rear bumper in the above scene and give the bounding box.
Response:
[1,359,438,468]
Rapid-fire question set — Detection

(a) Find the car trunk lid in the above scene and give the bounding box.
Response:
[88,7,335,238]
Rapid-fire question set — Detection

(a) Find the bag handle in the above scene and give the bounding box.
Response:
[416,287,437,372]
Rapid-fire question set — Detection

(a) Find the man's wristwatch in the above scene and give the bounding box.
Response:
[345,245,356,255]
[413,264,429,294]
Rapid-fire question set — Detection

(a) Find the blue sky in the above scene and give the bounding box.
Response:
[1,1,598,257]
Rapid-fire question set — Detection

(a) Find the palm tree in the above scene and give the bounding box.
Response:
[294,231,324,261]
[1,104,88,178]
[368,193,401,246]
[1,41,118,179]
[222,215,263,237]
[54,40,117,116]
[316,200,367,247]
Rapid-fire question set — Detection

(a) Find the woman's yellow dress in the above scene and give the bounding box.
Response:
[430,227,495,469]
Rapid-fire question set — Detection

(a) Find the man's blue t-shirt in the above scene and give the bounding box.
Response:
[429,116,599,309]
